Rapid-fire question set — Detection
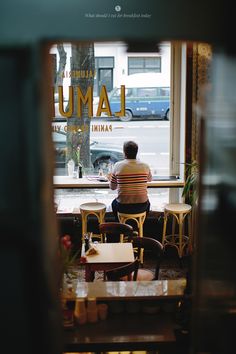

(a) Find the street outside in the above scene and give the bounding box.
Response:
[54,119,170,177]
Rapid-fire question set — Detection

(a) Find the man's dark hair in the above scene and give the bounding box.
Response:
[123,141,138,159]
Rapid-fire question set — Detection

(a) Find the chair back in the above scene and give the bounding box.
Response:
[99,222,135,242]
[131,236,163,280]
[105,259,139,281]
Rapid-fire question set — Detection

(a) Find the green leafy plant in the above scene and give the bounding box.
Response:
[182,160,199,205]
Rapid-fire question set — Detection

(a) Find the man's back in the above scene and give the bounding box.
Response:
[109,159,152,204]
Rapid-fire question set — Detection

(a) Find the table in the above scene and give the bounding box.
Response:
[71,279,187,300]
[82,243,135,281]
[63,279,187,353]
[54,175,184,189]
[65,312,178,353]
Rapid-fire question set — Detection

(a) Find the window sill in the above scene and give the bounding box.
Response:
[53,175,184,189]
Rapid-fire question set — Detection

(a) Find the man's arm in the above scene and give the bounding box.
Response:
[147,167,152,182]
[109,173,117,190]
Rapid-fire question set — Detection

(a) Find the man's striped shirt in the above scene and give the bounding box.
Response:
[109,159,152,204]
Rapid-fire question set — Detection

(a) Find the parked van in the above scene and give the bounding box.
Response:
[108,73,170,122]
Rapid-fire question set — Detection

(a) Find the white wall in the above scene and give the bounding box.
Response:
[50,41,171,95]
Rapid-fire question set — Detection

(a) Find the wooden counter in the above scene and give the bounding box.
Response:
[64,312,178,353]
[63,279,187,352]
[54,175,184,189]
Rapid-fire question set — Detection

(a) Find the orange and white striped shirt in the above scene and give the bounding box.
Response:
[109,159,152,204]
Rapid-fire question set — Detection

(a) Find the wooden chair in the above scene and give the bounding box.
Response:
[130,236,164,281]
[99,222,137,243]
[105,259,139,281]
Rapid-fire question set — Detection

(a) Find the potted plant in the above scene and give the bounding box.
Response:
[182,160,199,206]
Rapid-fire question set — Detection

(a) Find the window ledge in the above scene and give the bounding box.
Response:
[53,176,184,189]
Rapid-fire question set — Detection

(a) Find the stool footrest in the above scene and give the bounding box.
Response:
[163,235,190,258]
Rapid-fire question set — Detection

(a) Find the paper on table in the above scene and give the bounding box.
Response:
[85,245,99,256]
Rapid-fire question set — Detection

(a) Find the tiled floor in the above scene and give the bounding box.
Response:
[74,251,188,282]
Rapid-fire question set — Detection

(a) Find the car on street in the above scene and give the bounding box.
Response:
[107,73,170,122]
[52,131,124,173]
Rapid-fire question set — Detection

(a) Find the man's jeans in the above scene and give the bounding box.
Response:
[111,198,150,221]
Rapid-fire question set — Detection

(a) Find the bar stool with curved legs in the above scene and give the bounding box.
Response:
[162,203,192,258]
[80,202,106,242]
[117,211,146,237]
[118,211,146,263]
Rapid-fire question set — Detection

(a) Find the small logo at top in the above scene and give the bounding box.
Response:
[115,5,121,12]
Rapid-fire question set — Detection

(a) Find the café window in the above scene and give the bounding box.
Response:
[50,41,186,207]
[128,56,161,75]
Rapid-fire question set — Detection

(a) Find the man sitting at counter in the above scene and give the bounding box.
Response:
[108,140,152,220]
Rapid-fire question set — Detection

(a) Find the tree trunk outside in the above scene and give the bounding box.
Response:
[55,44,67,90]
[67,42,95,169]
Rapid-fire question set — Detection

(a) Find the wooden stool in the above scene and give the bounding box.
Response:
[117,211,146,237]
[162,203,192,258]
[80,202,106,242]
[118,211,146,264]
